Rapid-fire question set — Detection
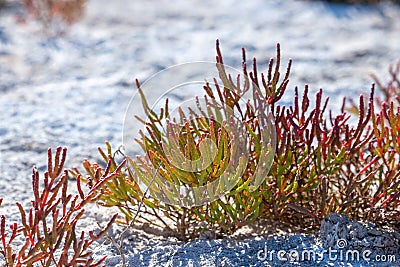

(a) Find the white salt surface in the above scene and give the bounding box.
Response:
[0,0,400,266]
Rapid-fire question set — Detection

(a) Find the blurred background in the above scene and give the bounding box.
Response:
[0,0,399,208]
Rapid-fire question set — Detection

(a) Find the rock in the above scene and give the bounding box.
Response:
[319,213,400,257]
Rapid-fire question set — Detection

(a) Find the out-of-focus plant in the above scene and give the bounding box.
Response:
[72,41,399,240]
[0,147,123,266]
[20,0,86,35]
[0,0,7,8]
[348,59,400,115]
[371,59,400,105]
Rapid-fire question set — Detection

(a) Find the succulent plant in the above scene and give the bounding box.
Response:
[0,147,122,266]
[72,41,399,240]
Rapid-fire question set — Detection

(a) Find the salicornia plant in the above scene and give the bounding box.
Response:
[0,147,123,266]
[72,41,399,240]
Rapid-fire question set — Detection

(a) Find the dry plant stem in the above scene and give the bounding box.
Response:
[94,218,126,267]
[149,208,173,232]
[101,163,162,267]
[118,163,162,245]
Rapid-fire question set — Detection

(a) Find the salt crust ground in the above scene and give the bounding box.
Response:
[1,0,400,266]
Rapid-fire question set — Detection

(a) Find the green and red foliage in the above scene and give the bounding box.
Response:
[72,42,399,239]
[1,41,398,248]
[0,147,123,266]
[70,142,142,224]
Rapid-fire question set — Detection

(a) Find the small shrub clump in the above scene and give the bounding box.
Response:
[72,41,399,240]
[20,0,86,35]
